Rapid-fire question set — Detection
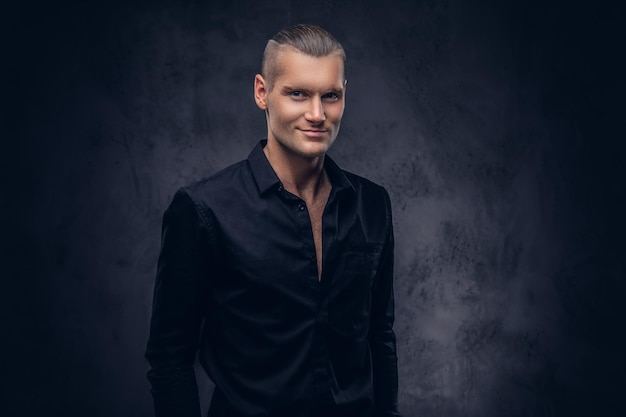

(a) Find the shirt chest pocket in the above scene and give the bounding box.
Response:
[331,241,385,333]
[337,241,384,294]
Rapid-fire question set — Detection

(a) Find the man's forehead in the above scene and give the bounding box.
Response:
[273,47,345,87]
[275,45,343,66]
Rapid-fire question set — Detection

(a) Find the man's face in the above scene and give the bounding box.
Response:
[255,47,346,159]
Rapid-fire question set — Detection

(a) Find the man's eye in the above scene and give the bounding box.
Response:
[322,92,339,100]
[290,91,305,98]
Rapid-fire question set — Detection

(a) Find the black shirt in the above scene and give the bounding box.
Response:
[146,141,400,417]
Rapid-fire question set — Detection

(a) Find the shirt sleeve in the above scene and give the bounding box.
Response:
[145,188,214,417]
[369,188,401,417]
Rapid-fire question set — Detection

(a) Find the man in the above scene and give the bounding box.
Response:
[146,24,400,417]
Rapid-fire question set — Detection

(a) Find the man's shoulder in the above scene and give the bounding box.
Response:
[180,158,251,199]
[339,168,393,229]
[341,169,390,201]
[339,168,393,239]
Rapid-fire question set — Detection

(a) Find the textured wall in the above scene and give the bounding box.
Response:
[3,1,624,416]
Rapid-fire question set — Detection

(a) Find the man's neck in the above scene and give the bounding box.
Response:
[263,140,328,202]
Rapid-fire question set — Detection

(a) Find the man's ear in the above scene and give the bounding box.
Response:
[254,74,268,110]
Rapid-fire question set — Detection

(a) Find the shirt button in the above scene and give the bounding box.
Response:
[298,203,305,211]
[277,183,283,192]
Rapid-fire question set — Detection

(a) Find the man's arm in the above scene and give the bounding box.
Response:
[369,189,401,417]
[145,188,213,417]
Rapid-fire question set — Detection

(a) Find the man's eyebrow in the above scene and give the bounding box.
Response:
[281,85,345,93]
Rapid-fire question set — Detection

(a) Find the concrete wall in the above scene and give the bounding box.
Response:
[4,0,624,416]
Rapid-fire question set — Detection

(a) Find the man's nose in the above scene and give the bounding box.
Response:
[305,97,326,123]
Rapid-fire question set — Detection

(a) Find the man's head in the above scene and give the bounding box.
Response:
[254,24,347,159]
[261,24,346,92]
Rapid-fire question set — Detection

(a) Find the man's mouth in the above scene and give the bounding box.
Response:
[298,128,328,137]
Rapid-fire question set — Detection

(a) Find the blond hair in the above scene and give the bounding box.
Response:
[261,24,346,91]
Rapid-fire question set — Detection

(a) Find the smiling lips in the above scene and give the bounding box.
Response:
[299,128,328,138]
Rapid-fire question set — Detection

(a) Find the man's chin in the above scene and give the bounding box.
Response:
[296,142,333,159]
[272,135,335,159]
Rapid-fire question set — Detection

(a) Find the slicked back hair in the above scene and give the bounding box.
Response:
[261,24,346,91]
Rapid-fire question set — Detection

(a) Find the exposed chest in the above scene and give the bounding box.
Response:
[306,186,331,281]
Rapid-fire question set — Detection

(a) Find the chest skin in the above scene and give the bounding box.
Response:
[304,181,332,281]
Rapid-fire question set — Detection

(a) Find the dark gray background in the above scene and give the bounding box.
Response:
[3,0,625,416]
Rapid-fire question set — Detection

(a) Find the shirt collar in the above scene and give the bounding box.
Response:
[247,140,281,195]
[323,150,356,195]
[247,139,356,196]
